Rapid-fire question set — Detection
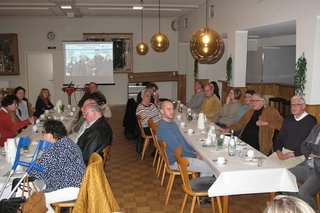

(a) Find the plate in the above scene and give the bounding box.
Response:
[213,159,228,166]
[243,156,257,163]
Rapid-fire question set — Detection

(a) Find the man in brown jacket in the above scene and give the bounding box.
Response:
[223,93,283,155]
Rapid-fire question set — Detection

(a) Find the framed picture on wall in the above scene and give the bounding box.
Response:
[0,33,20,75]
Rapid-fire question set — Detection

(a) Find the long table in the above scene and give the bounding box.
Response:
[175,112,298,213]
[0,108,78,199]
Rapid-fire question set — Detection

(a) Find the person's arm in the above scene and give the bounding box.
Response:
[257,108,283,130]
[300,125,319,157]
[228,109,251,133]
[4,114,31,132]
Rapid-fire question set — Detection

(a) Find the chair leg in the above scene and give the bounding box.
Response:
[160,163,166,186]
[180,194,188,213]
[165,174,176,205]
[54,207,60,213]
[222,196,228,213]
[217,197,223,213]
[152,148,159,167]
[317,193,320,210]
[140,138,149,160]
[156,155,162,176]
[68,208,73,213]
[157,157,164,177]
[211,197,216,213]
[190,196,197,213]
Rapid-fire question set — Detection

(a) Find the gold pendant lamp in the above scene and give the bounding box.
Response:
[136,0,149,55]
[150,0,169,52]
[190,0,224,64]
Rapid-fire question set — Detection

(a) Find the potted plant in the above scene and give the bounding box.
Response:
[294,53,307,96]
[226,55,232,85]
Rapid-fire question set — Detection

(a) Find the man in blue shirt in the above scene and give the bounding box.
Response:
[157,101,214,177]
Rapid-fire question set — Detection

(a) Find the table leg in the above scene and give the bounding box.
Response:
[223,196,229,213]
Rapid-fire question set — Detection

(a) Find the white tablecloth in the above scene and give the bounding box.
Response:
[175,112,298,197]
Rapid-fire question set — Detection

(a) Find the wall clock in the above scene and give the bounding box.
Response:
[47,31,56,41]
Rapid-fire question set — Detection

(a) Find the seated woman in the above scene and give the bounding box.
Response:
[34,88,54,118]
[14,86,33,121]
[210,81,221,100]
[216,88,242,128]
[0,94,34,146]
[136,89,162,135]
[29,120,86,213]
[0,91,4,107]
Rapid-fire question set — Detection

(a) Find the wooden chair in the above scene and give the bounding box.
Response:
[317,193,320,211]
[174,146,222,213]
[158,141,196,205]
[281,99,291,118]
[269,97,286,115]
[137,114,153,160]
[103,145,110,167]
[148,118,162,177]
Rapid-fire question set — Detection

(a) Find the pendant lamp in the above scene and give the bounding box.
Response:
[190,0,224,64]
[150,0,169,52]
[136,0,149,55]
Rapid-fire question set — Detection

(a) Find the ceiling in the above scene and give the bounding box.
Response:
[0,0,296,39]
[0,0,205,18]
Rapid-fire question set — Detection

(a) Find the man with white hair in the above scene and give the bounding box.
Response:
[270,96,317,167]
[77,103,112,165]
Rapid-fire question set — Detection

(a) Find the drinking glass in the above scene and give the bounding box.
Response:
[216,135,224,150]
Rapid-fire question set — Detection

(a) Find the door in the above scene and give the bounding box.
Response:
[26,52,54,105]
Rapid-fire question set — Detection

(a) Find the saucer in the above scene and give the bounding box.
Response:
[243,156,257,163]
[213,159,228,166]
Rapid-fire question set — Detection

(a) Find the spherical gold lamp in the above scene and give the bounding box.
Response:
[150,32,169,52]
[190,27,224,64]
[136,42,149,55]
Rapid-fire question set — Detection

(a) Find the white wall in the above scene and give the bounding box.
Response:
[0,16,179,105]
[178,0,320,104]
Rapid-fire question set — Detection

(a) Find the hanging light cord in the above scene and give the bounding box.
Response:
[158,0,161,32]
[205,0,208,28]
[141,0,144,42]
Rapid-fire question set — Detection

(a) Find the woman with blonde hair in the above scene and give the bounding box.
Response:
[264,195,315,213]
[34,88,54,117]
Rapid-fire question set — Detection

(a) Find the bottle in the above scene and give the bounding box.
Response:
[228,130,236,156]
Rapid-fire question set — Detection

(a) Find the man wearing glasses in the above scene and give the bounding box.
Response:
[199,84,222,122]
[270,96,317,168]
[223,93,283,155]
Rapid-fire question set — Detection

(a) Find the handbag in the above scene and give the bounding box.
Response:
[20,177,47,213]
[0,197,26,213]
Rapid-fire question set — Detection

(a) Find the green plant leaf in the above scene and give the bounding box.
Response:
[294,53,307,96]
[226,55,232,84]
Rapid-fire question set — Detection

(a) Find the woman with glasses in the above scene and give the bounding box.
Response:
[0,94,34,146]
[34,88,54,118]
[29,119,86,213]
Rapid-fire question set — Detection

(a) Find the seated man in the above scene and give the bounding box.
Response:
[269,96,317,168]
[187,80,205,113]
[136,89,162,135]
[157,101,214,177]
[215,88,242,128]
[288,124,320,210]
[223,93,283,155]
[233,89,255,124]
[200,84,222,123]
[77,103,112,165]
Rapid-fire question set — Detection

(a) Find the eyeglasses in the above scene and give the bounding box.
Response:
[244,95,252,98]
[250,99,262,103]
[291,103,303,107]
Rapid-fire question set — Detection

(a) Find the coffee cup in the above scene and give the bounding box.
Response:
[217,157,226,165]
[180,122,186,128]
[32,125,38,132]
[60,116,64,121]
[44,110,49,115]
[53,116,58,120]
[67,104,71,109]
[40,114,45,120]
[187,128,193,135]
[187,108,191,113]
[177,115,182,120]
[36,119,40,124]
[69,111,74,116]
[72,107,76,112]
[247,149,254,159]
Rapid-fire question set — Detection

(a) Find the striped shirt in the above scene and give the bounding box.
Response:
[136,103,162,127]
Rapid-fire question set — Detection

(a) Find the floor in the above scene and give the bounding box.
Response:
[106,105,269,213]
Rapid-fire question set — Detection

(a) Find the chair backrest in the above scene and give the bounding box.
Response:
[174,146,192,192]
[281,99,291,118]
[136,114,147,138]
[148,118,159,149]
[269,97,286,113]
[158,141,173,174]
[102,146,110,166]
[73,153,120,213]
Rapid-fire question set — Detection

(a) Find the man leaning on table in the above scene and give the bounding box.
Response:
[269,96,317,168]
[222,93,283,155]
[288,124,320,210]
[157,101,215,177]
[77,103,112,165]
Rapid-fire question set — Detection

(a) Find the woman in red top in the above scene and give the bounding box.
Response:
[0,94,34,146]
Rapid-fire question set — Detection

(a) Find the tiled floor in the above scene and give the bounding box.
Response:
[106,105,269,213]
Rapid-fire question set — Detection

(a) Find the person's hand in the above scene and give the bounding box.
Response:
[28,116,35,124]
[256,120,268,126]
[277,151,294,160]
[220,128,229,134]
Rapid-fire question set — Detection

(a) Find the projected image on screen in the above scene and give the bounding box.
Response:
[63,42,114,85]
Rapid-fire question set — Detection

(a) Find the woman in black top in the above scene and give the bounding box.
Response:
[34,88,54,118]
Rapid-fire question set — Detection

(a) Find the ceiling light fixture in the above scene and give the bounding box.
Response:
[60,5,72,9]
[150,0,169,53]
[136,0,149,56]
[189,0,224,64]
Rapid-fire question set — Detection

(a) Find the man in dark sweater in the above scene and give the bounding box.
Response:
[275,96,317,163]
